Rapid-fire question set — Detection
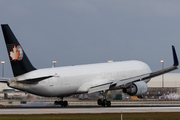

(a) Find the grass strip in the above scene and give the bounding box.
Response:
[0,112,180,120]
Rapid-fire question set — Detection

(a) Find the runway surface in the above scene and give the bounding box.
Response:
[1,106,180,114]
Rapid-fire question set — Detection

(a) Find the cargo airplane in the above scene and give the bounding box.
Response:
[0,24,179,107]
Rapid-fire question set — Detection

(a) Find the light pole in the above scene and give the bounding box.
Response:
[160,60,164,94]
[1,61,5,77]
[52,61,57,68]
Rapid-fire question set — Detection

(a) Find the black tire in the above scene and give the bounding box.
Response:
[107,101,111,107]
[138,95,143,99]
[97,99,102,105]
[101,103,105,107]
[54,101,59,105]
[101,99,107,107]
[103,99,107,106]
[63,101,68,107]
[59,101,64,107]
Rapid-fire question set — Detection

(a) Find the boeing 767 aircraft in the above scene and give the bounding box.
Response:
[0,24,179,107]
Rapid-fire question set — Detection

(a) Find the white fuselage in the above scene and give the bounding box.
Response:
[8,60,151,97]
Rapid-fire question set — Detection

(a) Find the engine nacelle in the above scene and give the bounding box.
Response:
[123,81,148,96]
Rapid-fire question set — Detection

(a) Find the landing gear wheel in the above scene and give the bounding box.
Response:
[107,101,111,107]
[101,99,107,107]
[137,95,143,99]
[63,101,68,107]
[98,91,111,107]
[54,100,68,107]
[103,99,107,105]
[59,101,63,106]
[101,103,105,107]
[97,99,102,105]
[54,101,59,105]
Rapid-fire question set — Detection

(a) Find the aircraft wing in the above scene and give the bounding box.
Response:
[114,46,178,88]
[113,46,179,88]
[0,77,10,83]
[88,74,149,93]
[141,46,178,80]
[88,46,179,93]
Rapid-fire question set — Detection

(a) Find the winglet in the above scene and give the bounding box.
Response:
[172,45,179,66]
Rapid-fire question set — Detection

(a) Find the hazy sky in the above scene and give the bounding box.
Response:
[1,0,180,77]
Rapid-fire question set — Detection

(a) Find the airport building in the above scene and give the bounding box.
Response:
[145,73,180,99]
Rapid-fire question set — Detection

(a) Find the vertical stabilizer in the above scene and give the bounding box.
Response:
[1,24,36,77]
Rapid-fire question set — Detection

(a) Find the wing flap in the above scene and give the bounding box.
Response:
[88,82,112,94]
[113,73,149,87]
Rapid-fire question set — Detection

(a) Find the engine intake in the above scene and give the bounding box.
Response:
[123,81,148,96]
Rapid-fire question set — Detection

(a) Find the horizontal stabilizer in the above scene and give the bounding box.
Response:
[18,76,53,84]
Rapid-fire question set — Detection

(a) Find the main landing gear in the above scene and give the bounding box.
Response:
[54,97,68,107]
[97,91,111,107]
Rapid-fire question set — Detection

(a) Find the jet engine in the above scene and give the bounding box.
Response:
[123,81,148,96]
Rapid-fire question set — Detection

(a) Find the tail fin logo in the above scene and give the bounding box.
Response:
[10,45,23,61]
